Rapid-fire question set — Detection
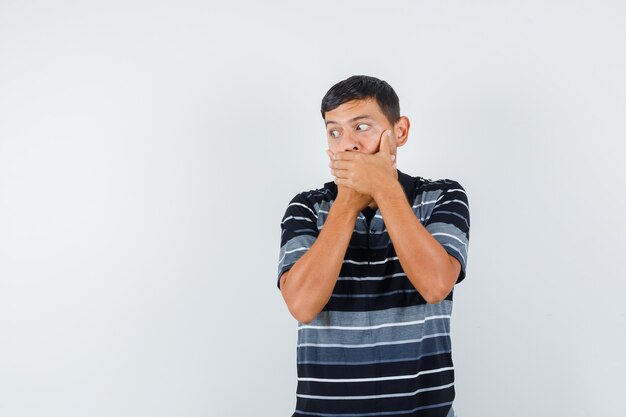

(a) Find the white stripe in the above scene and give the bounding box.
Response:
[298,366,454,383]
[281,215,315,225]
[433,198,469,211]
[343,256,398,265]
[320,209,382,222]
[412,198,438,209]
[278,246,309,265]
[299,314,450,331]
[296,382,454,400]
[431,232,468,250]
[442,243,466,265]
[286,201,318,218]
[447,188,466,195]
[297,332,450,348]
[336,272,406,281]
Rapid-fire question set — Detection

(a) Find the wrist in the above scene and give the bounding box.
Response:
[330,200,361,220]
[373,177,404,203]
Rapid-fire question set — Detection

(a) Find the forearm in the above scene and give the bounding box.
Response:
[374,181,453,303]
[281,201,359,324]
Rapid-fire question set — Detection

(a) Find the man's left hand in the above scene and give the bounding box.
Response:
[331,129,398,198]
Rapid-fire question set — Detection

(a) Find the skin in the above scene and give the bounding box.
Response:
[279,98,461,324]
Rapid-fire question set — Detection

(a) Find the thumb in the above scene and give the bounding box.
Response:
[378,130,390,155]
[378,130,396,163]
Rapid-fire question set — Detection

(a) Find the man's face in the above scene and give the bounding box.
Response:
[324,98,396,156]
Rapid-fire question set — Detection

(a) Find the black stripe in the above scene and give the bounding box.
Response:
[297,369,454,398]
[294,385,454,415]
[298,352,453,380]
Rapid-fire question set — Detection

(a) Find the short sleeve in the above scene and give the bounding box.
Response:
[276,192,319,290]
[424,180,470,284]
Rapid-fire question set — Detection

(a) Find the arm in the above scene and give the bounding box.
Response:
[373,181,460,304]
[280,200,359,324]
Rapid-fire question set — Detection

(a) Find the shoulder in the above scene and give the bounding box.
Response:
[291,181,337,205]
[414,177,469,217]
[419,177,466,194]
[282,181,335,218]
[397,170,466,195]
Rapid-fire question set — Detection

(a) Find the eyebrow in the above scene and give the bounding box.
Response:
[325,115,374,127]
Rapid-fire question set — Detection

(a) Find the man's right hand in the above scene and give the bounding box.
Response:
[326,148,373,215]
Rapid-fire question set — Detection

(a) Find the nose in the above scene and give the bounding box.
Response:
[342,130,360,152]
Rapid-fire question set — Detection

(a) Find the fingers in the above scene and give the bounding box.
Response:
[378,130,391,155]
[327,147,395,173]
[380,130,398,168]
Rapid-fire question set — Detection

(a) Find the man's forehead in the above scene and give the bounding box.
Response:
[324,98,383,125]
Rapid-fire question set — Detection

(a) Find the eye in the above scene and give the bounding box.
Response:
[329,130,340,139]
[356,123,369,131]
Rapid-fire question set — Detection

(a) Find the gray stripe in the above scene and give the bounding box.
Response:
[425,222,468,248]
[411,189,444,222]
[297,334,452,364]
[314,199,332,230]
[298,314,451,345]
[425,222,468,269]
[277,234,315,277]
[302,301,453,328]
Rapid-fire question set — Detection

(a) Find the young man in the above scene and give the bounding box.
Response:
[276,75,470,417]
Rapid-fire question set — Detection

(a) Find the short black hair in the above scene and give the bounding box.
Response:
[320,75,400,126]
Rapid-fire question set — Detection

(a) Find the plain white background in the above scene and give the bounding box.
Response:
[1,1,625,416]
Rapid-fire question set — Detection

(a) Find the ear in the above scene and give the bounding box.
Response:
[393,116,411,147]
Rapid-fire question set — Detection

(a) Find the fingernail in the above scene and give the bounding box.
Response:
[391,155,396,161]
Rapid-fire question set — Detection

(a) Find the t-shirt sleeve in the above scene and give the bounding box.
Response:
[424,180,470,284]
[276,192,319,290]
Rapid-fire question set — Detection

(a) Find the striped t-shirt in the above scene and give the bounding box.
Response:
[277,169,470,417]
